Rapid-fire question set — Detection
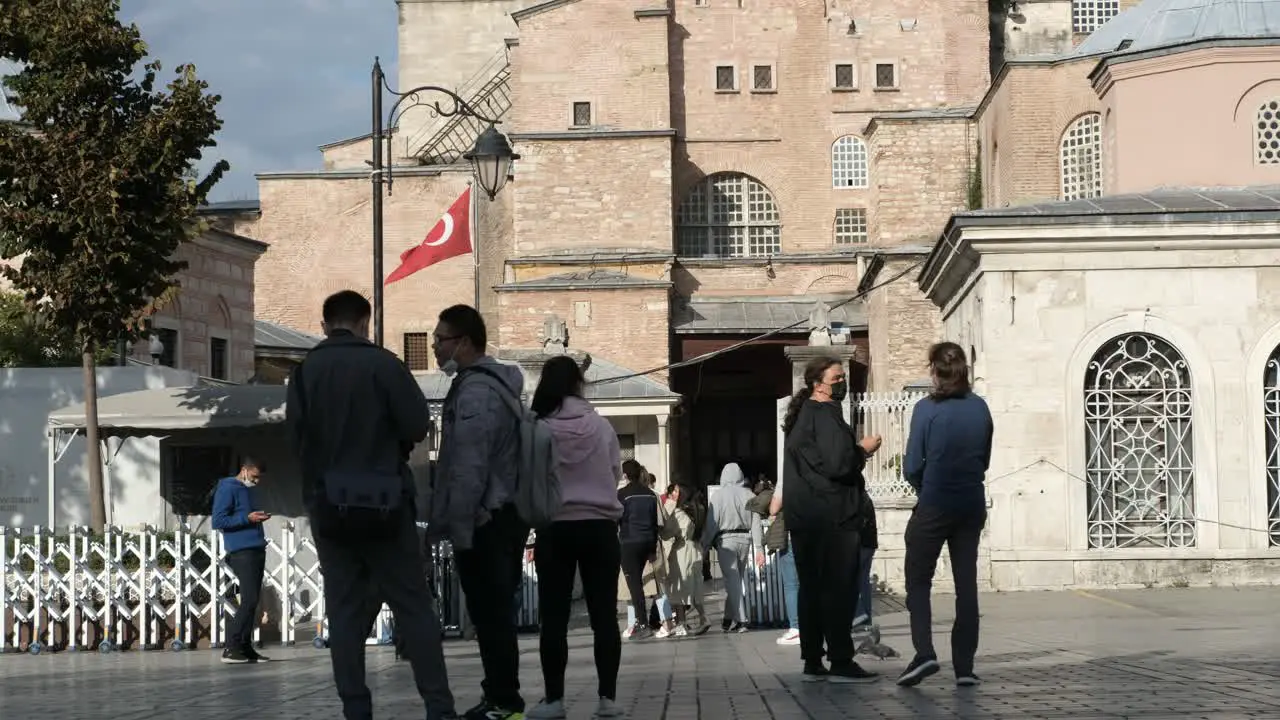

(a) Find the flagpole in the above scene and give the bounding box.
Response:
[470,180,480,310]
[371,59,386,347]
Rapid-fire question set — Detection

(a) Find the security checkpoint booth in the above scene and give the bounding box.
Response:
[0,382,508,655]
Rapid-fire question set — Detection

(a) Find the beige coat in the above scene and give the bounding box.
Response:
[659,500,703,606]
[617,496,671,599]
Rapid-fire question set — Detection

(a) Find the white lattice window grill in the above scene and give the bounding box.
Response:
[1072,0,1119,34]
[834,208,868,244]
[677,173,781,258]
[832,136,869,189]
[1264,349,1280,545]
[1257,100,1280,164]
[1060,113,1102,201]
[1083,333,1196,550]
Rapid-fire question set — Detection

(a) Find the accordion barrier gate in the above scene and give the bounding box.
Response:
[0,521,797,654]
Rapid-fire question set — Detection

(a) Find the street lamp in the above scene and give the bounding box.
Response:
[370,58,518,347]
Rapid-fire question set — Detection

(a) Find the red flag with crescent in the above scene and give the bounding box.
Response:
[384,186,472,286]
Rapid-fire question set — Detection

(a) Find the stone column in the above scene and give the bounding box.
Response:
[656,413,670,495]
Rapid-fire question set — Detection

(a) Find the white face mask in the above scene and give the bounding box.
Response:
[440,345,461,377]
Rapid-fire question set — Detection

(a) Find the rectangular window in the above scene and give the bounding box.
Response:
[156,327,178,368]
[571,101,592,127]
[209,336,228,380]
[165,445,234,519]
[834,63,856,90]
[875,63,897,89]
[752,64,774,91]
[834,208,869,245]
[715,65,737,91]
[403,332,432,371]
[694,0,707,5]
[618,434,637,461]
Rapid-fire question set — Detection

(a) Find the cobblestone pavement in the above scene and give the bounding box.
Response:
[3,587,1280,719]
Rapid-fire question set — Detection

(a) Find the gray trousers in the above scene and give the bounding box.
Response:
[717,535,752,625]
[314,516,455,720]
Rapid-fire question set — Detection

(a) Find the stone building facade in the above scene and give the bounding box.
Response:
[241,0,1150,495]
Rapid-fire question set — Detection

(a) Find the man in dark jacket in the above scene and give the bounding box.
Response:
[287,290,457,720]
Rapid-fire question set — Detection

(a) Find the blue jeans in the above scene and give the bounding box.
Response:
[627,595,672,626]
[777,543,799,631]
[856,546,875,622]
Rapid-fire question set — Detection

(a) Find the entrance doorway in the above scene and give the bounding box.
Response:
[672,339,798,489]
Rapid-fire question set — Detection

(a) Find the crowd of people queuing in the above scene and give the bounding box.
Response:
[214,288,993,720]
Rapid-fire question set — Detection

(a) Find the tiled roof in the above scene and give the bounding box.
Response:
[1073,0,1280,57]
[957,185,1280,220]
[673,297,867,334]
[255,320,323,351]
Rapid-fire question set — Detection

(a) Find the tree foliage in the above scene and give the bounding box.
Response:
[0,0,228,351]
[0,289,87,367]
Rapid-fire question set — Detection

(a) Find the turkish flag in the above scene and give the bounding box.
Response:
[384,186,472,286]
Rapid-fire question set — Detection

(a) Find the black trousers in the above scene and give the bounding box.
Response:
[903,504,987,676]
[618,541,652,622]
[314,514,455,720]
[454,504,529,711]
[790,527,861,665]
[534,520,622,702]
[225,547,266,650]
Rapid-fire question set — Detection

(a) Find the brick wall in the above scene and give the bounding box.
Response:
[321,136,372,171]
[510,0,670,132]
[128,232,259,382]
[867,256,941,391]
[673,262,865,298]
[250,170,504,358]
[870,117,976,244]
[979,59,1100,208]
[496,287,671,383]
[511,137,673,254]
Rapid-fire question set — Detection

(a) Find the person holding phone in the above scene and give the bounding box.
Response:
[211,456,272,665]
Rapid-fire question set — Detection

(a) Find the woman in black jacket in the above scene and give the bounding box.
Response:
[781,355,882,683]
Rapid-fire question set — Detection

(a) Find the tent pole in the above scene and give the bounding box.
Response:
[46,429,56,530]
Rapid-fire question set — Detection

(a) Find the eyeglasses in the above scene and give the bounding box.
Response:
[432,334,461,346]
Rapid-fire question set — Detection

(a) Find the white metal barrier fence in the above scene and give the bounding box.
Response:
[853,391,927,499]
[0,523,469,654]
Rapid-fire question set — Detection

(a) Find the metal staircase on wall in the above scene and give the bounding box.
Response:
[409,49,512,165]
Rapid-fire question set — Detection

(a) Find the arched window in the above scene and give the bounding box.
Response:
[1264,345,1280,545]
[676,172,781,258]
[1256,100,1280,165]
[1060,113,1102,201]
[1084,333,1195,549]
[1071,0,1119,34]
[832,135,869,189]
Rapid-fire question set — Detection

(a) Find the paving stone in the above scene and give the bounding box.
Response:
[2,587,1280,719]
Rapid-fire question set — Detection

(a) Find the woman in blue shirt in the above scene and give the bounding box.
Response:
[897,342,993,689]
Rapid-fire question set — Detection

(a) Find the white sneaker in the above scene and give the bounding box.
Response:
[851,613,870,628]
[525,699,567,719]
[655,624,674,639]
[594,697,624,718]
[776,628,800,646]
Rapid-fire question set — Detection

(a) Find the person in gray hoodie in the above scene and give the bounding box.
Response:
[430,304,527,720]
[700,463,764,633]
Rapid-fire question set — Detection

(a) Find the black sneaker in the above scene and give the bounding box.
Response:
[220,647,251,665]
[802,662,829,682]
[828,661,880,684]
[244,646,270,663]
[956,673,981,687]
[462,700,523,720]
[896,656,940,687]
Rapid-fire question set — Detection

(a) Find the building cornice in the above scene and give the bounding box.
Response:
[634,7,670,19]
[1091,40,1280,95]
[676,250,869,269]
[495,278,672,292]
[511,0,580,24]
[856,246,933,294]
[920,218,1280,310]
[1089,36,1280,89]
[510,129,676,142]
[508,250,674,266]
[195,228,269,257]
[256,165,467,181]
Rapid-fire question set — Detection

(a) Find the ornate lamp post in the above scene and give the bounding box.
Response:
[370,58,519,347]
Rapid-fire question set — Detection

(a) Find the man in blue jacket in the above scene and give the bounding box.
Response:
[211,456,271,664]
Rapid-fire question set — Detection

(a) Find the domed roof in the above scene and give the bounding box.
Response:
[1072,0,1280,58]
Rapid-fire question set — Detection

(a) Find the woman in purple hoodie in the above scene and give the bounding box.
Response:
[524,355,625,720]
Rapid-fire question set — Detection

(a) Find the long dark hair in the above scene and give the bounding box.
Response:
[781,355,843,435]
[671,482,701,530]
[928,341,971,400]
[621,459,645,484]
[531,355,584,418]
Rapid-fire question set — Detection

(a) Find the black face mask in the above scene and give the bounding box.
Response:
[829,381,848,403]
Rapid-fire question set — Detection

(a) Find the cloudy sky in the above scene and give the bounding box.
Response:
[122,0,398,201]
